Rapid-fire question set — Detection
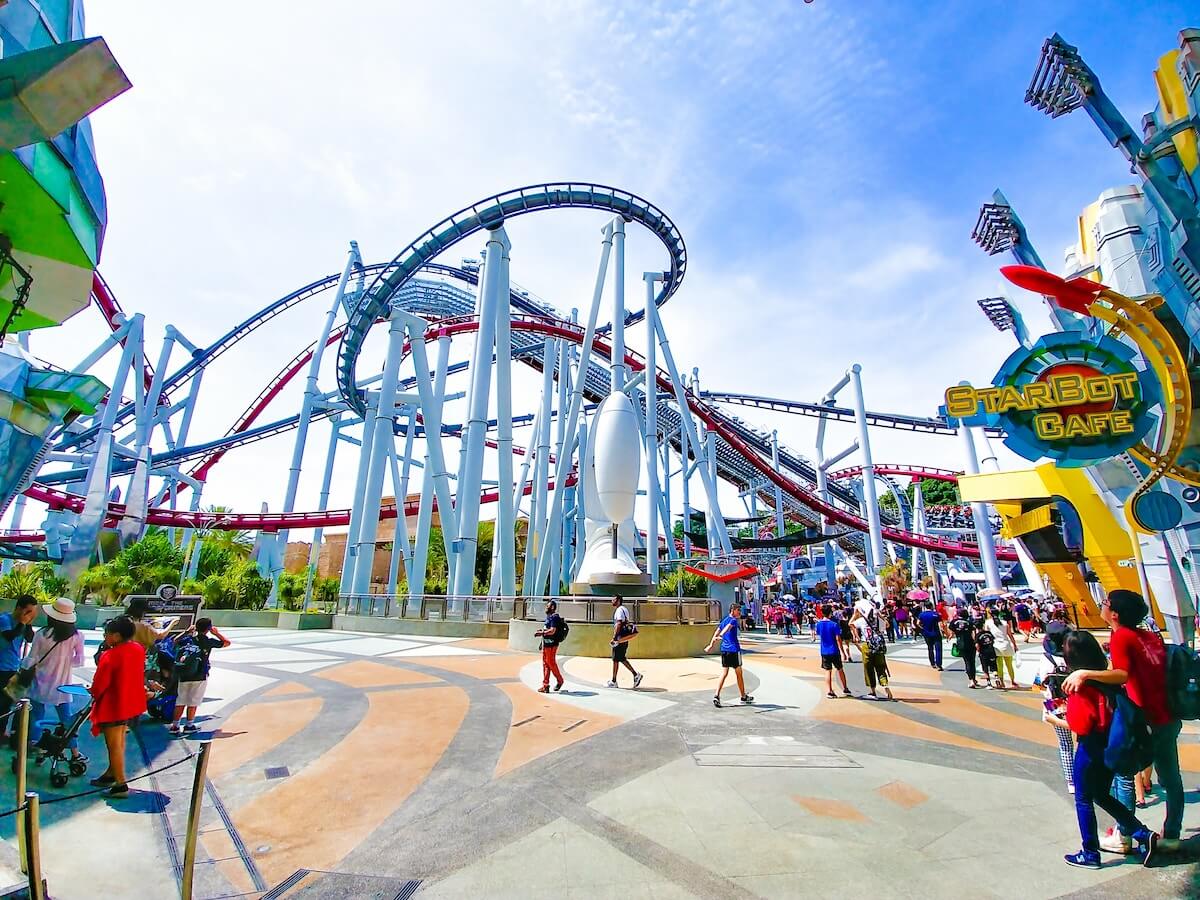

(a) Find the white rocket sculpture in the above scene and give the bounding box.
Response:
[572,390,649,591]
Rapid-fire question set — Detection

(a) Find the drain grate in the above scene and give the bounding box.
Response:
[264,766,290,780]
[262,869,422,899]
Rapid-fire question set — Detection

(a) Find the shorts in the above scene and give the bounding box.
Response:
[720,651,742,669]
[177,679,208,708]
[1018,620,1034,633]
[611,642,628,663]
[820,653,843,671]
[96,719,136,730]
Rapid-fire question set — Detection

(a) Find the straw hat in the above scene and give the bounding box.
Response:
[43,597,76,623]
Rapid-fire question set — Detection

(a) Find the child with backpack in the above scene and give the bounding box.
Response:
[852,605,893,701]
[168,618,229,735]
[976,626,997,689]
[1046,631,1158,869]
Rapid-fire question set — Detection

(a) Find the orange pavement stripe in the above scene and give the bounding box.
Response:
[231,686,468,886]
[208,696,323,779]
[900,687,1058,748]
[883,659,945,686]
[793,795,867,821]
[809,696,1036,759]
[261,681,313,698]
[492,682,623,778]
[876,780,929,809]
[454,637,511,652]
[414,652,532,680]
[317,659,442,688]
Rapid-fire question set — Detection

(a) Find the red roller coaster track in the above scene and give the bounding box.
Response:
[827,464,961,483]
[21,300,1013,561]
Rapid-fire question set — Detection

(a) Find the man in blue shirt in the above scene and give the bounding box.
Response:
[706,600,754,707]
[815,603,851,698]
[0,595,37,739]
[917,601,947,670]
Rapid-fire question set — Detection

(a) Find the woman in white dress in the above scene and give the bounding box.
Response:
[21,598,86,762]
[985,607,1020,690]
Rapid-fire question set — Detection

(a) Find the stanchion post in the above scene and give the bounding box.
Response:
[180,741,212,900]
[14,699,29,873]
[23,791,42,900]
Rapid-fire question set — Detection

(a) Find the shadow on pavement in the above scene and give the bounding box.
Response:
[106,789,171,814]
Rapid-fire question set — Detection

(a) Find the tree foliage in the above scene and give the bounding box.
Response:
[656,568,708,598]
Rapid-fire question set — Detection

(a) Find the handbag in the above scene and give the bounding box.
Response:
[15,638,64,689]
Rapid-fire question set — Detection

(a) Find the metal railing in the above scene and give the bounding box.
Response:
[337,593,721,625]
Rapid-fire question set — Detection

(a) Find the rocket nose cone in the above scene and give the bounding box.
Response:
[592,392,642,523]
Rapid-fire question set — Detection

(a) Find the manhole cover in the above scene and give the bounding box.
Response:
[264,766,290,780]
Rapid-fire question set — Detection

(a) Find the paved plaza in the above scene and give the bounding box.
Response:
[0,628,1197,899]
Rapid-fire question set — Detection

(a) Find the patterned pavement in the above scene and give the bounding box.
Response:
[4,627,1199,898]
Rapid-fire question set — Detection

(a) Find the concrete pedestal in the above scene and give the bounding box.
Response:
[508,617,713,658]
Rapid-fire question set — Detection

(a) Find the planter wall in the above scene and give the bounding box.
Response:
[507,618,713,658]
[332,614,506,639]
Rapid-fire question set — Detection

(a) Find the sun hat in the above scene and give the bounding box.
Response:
[43,597,76,623]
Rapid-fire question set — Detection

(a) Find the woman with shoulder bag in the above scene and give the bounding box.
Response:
[20,598,85,763]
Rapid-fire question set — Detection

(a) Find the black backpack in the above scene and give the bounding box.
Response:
[1165,642,1200,720]
[175,640,205,681]
[555,617,570,644]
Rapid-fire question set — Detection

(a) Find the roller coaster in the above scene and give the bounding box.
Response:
[1,179,1020,608]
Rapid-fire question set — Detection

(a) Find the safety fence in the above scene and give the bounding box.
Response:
[338,594,722,625]
[2,700,213,900]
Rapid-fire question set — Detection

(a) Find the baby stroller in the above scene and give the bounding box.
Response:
[17,694,93,788]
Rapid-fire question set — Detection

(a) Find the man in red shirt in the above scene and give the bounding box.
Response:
[1063,590,1183,852]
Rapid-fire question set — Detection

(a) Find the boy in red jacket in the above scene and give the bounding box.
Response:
[1048,631,1157,869]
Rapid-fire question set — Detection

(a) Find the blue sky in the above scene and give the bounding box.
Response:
[26,1,1199,528]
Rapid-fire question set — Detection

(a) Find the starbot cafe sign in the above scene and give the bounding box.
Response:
[941,335,1158,466]
[945,368,1138,441]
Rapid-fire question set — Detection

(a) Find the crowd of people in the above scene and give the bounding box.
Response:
[0,594,228,798]
[750,588,1065,690]
[748,585,1188,868]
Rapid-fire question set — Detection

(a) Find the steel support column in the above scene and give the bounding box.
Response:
[451,227,510,597]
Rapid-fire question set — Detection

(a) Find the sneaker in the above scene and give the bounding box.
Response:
[167,724,181,735]
[1063,850,1101,869]
[1134,829,1159,867]
[606,681,618,688]
[1098,828,1131,854]
[537,686,550,693]
[633,673,644,689]
[554,681,564,692]
[740,695,754,704]
[107,783,129,798]
[89,774,115,788]
[182,723,199,734]
[712,696,722,708]
[842,689,852,697]
[826,691,836,699]
[986,684,995,691]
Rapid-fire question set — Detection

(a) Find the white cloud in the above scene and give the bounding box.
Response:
[16,0,1069,542]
